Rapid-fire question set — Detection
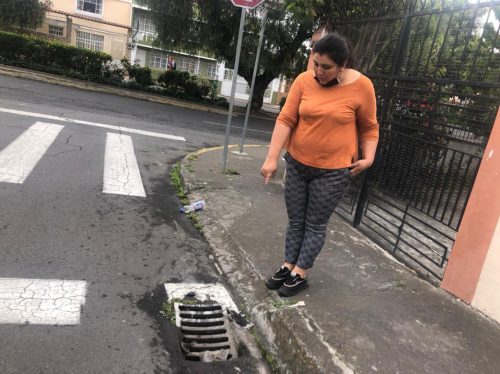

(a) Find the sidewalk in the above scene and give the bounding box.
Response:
[180,145,500,373]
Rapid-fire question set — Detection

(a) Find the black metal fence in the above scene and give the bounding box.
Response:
[335,0,500,283]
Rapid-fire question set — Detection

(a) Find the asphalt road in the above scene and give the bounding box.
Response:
[0,75,273,373]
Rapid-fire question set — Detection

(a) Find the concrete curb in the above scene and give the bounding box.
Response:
[0,64,278,121]
[179,146,354,374]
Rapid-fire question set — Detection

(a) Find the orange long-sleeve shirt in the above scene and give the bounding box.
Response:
[277,70,379,169]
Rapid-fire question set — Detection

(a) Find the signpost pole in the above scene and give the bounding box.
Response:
[239,6,268,154]
[222,8,247,170]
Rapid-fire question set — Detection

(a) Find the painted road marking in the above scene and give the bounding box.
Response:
[103,132,146,197]
[203,121,272,134]
[0,107,186,141]
[0,122,64,184]
[164,283,239,312]
[0,278,87,325]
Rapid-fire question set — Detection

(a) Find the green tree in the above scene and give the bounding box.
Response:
[140,0,313,109]
[0,0,52,30]
[285,0,408,71]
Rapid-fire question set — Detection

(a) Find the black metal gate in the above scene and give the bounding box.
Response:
[335,0,500,283]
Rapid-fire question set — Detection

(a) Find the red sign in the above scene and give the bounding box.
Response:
[231,0,265,9]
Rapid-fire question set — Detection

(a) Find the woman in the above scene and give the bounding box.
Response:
[261,32,379,297]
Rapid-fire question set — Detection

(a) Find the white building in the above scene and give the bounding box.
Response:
[129,1,285,105]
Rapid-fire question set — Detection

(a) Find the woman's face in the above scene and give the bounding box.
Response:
[312,53,344,85]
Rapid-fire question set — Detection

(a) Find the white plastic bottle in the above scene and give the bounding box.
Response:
[180,200,206,213]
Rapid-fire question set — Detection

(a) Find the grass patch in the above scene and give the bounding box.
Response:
[169,162,204,233]
[222,168,240,175]
[160,297,200,323]
[186,211,204,232]
[169,162,189,205]
[271,299,293,309]
[160,300,178,322]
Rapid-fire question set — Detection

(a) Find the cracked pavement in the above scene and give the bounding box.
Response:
[0,278,87,325]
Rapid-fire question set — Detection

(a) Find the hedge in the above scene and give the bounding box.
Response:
[0,30,112,80]
[0,30,228,107]
[157,70,212,100]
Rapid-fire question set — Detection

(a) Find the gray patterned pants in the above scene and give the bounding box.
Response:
[284,153,351,269]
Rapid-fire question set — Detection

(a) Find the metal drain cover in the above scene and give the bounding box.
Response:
[176,303,238,362]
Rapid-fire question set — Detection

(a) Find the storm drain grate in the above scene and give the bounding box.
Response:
[176,303,238,362]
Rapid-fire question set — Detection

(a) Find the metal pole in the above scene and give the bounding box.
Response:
[222,8,247,170]
[239,6,268,154]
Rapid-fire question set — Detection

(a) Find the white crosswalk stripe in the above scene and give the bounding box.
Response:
[103,132,147,197]
[0,122,150,196]
[0,278,87,326]
[0,107,186,141]
[0,122,64,183]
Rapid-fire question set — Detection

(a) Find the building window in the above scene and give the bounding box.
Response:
[207,63,217,79]
[224,69,233,80]
[76,31,104,52]
[137,13,156,34]
[149,54,168,69]
[48,25,64,36]
[177,56,197,75]
[77,0,103,15]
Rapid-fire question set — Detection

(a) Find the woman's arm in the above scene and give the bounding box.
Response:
[349,140,378,176]
[261,74,302,183]
[261,123,292,184]
[351,78,379,176]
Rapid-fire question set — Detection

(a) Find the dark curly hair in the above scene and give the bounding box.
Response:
[312,32,354,68]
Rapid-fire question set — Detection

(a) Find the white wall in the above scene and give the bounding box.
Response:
[132,48,147,66]
[220,69,280,104]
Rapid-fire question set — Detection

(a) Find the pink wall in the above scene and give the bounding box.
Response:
[442,107,500,308]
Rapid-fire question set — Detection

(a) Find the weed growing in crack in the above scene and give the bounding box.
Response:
[251,330,279,373]
[160,297,200,323]
[222,168,240,175]
[186,212,204,232]
[169,162,204,234]
[169,162,189,205]
[271,299,293,309]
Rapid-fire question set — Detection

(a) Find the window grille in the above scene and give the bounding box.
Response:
[48,25,64,36]
[177,57,197,75]
[207,63,217,79]
[77,0,103,15]
[137,13,156,34]
[76,31,104,52]
[149,54,168,69]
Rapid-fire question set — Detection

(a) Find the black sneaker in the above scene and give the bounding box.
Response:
[278,273,308,297]
[265,266,291,290]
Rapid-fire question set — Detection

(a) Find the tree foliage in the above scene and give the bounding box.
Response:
[140,0,314,109]
[284,0,406,28]
[0,0,52,29]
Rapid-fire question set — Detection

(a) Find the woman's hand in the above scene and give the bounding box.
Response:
[349,159,373,177]
[261,158,278,184]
